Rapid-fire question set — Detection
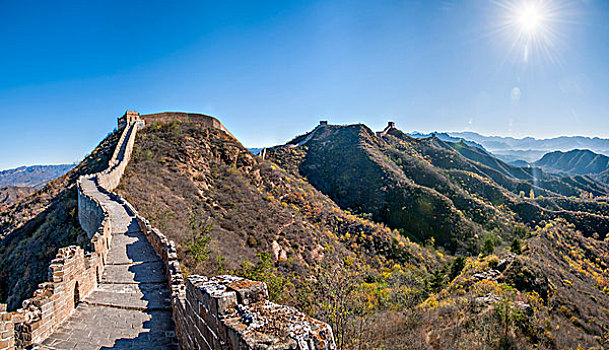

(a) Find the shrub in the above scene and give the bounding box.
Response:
[481,235,496,256]
[236,253,292,303]
[449,255,466,281]
[510,238,522,255]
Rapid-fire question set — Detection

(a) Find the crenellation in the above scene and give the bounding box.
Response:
[173,275,336,350]
[377,121,396,137]
[117,110,140,130]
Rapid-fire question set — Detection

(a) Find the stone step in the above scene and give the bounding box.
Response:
[100,280,168,285]
[101,262,168,284]
[89,279,172,311]
[82,300,172,312]
[106,259,163,266]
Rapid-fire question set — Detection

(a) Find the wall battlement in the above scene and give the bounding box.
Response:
[178,276,335,349]
[141,111,236,140]
[377,121,396,137]
[0,111,137,349]
[117,110,140,130]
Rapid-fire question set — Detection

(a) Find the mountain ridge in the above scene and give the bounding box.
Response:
[0,164,74,189]
[534,149,609,174]
[268,123,609,251]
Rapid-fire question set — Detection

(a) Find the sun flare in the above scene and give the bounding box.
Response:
[517,4,544,34]
[492,0,569,65]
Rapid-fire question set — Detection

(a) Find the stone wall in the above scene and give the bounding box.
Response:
[177,276,335,350]
[77,119,143,238]
[12,246,102,347]
[97,120,145,192]
[0,115,140,350]
[0,245,105,349]
[77,178,107,239]
[0,305,14,350]
[142,112,236,140]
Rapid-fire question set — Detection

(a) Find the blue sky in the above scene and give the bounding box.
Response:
[1,0,608,170]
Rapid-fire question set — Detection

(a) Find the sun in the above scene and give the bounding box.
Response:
[491,0,569,65]
[517,4,545,34]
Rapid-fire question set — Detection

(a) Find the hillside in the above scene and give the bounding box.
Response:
[0,131,119,309]
[534,149,609,178]
[114,116,609,349]
[267,123,609,254]
[416,220,609,349]
[0,186,35,208]
[117,116,438,276]
[3,114,609,349]
[264,122,609,349]
[0,164,74,188]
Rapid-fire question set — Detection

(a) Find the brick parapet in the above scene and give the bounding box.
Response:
[0,113,143,350]
[5,246,102,348]
[0,305,15,350]
[176,276,336,350]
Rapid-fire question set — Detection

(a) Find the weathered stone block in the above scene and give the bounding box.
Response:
[226,279,268,305]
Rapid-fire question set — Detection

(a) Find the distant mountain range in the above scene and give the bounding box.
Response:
[408,132,485,150]
[533,149,609,184]
[0,164,74,189]
[448,132,609,163]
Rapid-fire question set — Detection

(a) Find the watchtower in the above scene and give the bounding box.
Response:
[118,110,140,130]
[319,121,328,127]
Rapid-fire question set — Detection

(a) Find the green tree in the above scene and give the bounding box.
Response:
[188,207,212,264]
[429,269,446,292]
[449,256,466,281]
[510,238,522,255]
[481,235,496,256]
[512,225,530,239]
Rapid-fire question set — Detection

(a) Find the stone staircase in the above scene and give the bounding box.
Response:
[39,178,178,349]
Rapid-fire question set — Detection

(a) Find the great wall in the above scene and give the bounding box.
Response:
[0,111,336,350]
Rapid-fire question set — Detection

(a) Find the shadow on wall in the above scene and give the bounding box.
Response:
[101,219,177,348]
[100,312,177,350]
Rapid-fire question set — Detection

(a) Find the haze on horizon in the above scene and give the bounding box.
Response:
[1,0,608,170]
